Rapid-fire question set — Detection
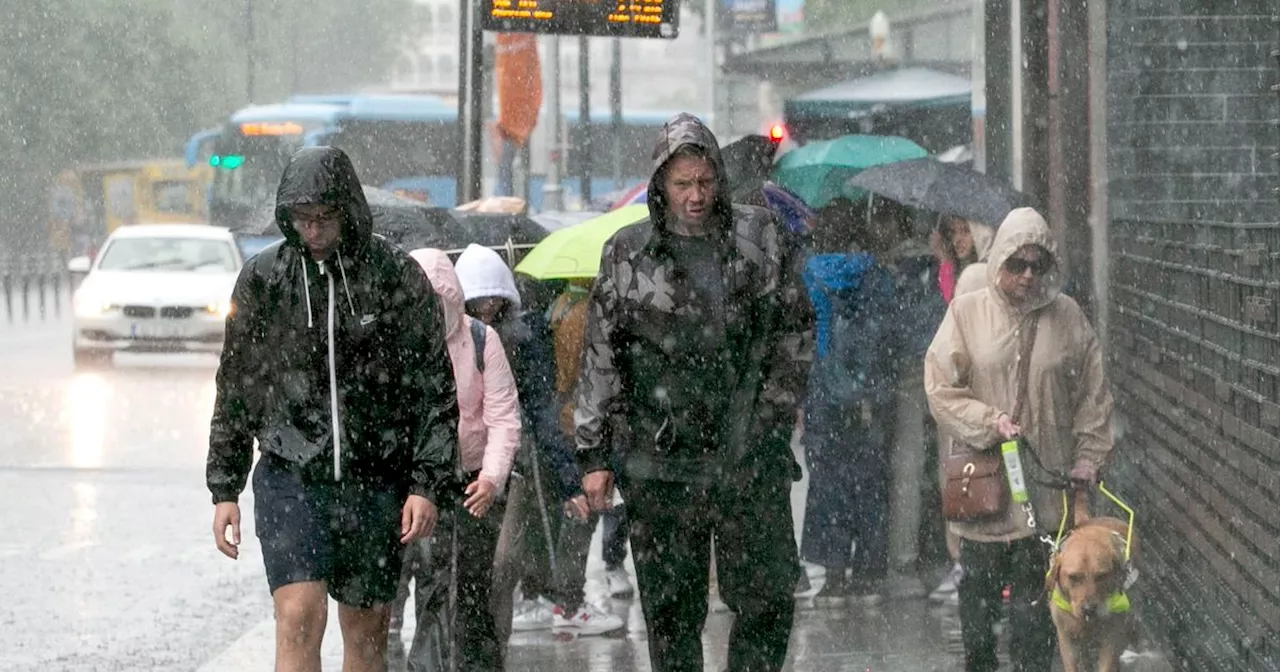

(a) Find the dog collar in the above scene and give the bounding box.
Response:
[1050,586,1131,614]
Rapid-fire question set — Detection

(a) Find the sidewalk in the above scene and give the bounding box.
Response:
[197,435,965,671]
[197,528,964,672]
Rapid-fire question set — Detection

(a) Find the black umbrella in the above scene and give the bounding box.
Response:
[446,210,549,267]
[847,158,1034,227]
[721,134,776,197]
[361,187,471,251]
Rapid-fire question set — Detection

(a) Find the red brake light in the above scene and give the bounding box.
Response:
[769,124,785,142]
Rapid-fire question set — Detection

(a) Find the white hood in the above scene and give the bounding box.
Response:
[453,244,522,310]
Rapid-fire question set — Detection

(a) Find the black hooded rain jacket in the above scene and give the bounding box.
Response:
[206,147,459,504]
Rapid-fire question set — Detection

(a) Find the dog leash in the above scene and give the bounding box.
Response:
[1040,481,1139,612]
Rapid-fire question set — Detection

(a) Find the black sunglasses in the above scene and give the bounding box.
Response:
[1004,256,1052,276]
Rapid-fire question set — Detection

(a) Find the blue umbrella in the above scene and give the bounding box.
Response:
[760,181,815,234]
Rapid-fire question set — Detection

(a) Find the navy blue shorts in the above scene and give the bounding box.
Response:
[252,453,404,608]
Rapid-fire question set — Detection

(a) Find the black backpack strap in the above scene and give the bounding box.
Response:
[469,318,486,373]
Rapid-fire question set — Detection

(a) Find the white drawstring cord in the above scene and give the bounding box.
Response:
[337,253,356,316]
[301,258,314,329]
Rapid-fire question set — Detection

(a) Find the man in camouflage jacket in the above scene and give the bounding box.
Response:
[574,113,814,672]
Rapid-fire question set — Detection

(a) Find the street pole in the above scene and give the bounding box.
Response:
[578,37,592,206]
[542,37,565,212]
[456,0,484,204]
[610,38,623,191]
[705,0,716,133]
[244,0,254,104]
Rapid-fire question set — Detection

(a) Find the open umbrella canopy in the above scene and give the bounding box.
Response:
[360,188,549,263]
[847,158,1035,227]
[760,182,815,234]
[514,205,649,280]
[772,134,928,208]
[363,187,460,250]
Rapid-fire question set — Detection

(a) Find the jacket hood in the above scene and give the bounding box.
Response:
[454,244,522,310]
[985,207,1061,312]
[410,248,465,336]
[971,222,996,262]
[804,252,877,359]
[275,147,375,257]
[935,217,996,264]
[645,113,733,235]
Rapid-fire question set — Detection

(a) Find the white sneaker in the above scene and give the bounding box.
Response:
[552,602,625,635]
[606,568,635,598]
[929,563,965,603]
[512,597,554,631]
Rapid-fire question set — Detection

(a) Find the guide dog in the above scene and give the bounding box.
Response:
[1045,493,1138,672]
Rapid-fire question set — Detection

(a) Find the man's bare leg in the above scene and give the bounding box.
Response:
[338,602,392,672]
[273,581,329,672]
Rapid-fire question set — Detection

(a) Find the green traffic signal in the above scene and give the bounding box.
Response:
[209,154,245,170]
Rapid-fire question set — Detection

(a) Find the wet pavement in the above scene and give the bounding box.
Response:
[0,311,966,671]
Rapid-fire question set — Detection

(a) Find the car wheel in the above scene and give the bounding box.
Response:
[73,348,113,370]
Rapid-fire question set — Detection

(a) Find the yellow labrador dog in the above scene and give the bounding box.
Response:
[1045,496,1138,672]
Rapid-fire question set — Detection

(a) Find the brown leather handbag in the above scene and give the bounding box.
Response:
[941,315,1039,522]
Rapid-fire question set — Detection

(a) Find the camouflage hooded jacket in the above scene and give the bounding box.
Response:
[573,114,814,483]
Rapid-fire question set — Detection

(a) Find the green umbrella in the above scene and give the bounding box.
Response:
[772,134,928,208]
[514,205,649,280]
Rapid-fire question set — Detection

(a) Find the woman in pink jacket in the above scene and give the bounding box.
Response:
[388,248,521,672]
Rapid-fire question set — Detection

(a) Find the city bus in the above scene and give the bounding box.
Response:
[186,93,673,230]
[188,93,459,231]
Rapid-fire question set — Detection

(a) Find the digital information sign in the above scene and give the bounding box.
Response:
[481,0,681,39]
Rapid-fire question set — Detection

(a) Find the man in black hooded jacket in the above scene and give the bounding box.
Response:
[206,147,458,671]
[575,114,814,672]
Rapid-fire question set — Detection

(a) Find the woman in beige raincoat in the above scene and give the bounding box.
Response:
[924,208,1114,672]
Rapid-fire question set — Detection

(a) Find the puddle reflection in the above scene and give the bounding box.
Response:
[66,373,108,469]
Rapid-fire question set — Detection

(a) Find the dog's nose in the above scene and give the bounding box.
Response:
[1081,603,1098,619]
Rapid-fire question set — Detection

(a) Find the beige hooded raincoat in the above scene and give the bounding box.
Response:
[925,208,1114,542]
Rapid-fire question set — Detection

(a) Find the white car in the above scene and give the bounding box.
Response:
[70,224,243,367]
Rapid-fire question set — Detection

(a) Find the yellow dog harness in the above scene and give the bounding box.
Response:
[1047,481,1137,615]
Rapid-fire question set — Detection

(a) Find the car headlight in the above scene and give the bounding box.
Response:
[205,300,233,319]
[74,296,118,318]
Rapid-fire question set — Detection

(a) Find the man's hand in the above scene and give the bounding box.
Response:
[212,502,241,560]
[583,470,615,512]
[996,413,1021,440]
[463,479,496,518]
[1069,461,1099,486]
[564,494,589,521]
[401,494,438,543]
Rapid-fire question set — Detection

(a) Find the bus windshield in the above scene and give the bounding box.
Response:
[206,118,457,229]
[209,132,295,221]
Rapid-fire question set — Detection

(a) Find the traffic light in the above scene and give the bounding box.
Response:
[768,124,786,143]
[209,154,245,170]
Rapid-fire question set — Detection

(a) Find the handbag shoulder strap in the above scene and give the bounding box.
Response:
[1010,313,1040,424]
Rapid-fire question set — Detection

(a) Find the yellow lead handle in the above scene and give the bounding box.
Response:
[1097,481,1135,561]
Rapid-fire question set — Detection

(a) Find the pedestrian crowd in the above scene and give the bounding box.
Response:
[206,112,1113,672]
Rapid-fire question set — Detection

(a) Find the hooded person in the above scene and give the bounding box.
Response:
[925,207,1114,672]
[205,146,459,670]
[573,113,814,672]
[935,214,996,304]
[387,248,521,671]
[799,214,899,607]
[452,244,623,636]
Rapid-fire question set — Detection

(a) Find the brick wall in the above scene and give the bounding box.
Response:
[1106,1,1279,669]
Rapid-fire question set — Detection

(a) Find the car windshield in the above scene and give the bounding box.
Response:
[97,237,238,272]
